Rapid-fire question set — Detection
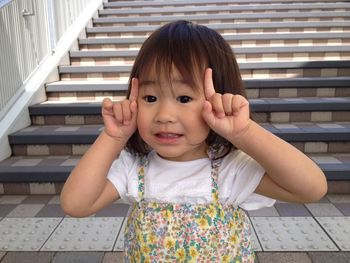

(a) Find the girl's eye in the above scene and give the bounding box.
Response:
[143,95,157,103]
[177,96,192,103]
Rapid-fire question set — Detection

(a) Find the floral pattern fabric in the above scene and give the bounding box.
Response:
[124,154,255,262]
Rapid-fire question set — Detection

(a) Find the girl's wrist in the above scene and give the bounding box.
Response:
[101,130,129,146]
[228,120,255,148]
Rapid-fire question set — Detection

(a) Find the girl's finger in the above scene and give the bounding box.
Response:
[113,103,123,123]
[232,95,249,116]
[204,68,216,100]
[102,98,113,115]
[209,93,225,118]
[129,78,139,102]
[222,94,233,116]
[121,100,132,125]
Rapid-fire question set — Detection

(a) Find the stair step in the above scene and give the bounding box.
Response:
[28,98,350,125]
[10,122,342,144]
[71,46,350,57]
[29,98,350,115]
[92,11,350,26]
[45,77,350,101]
[86,21,350,36]
[69,46,350,64]
[58,61,350,81]
[0,153,349,182]
[79,32,350,49]
[103,0,345,8]
[59,61,350,72]
[99,3,350,15]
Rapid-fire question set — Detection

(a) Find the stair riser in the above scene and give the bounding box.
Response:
[10,142,350,157]
[86,27,350,38]
[46,88,350,101]
[0,182,64,195]
[30,111,350,126]
[60,68,350,81]
[70,52,350,65]
[79,39,350,51]
[92,18,350,28]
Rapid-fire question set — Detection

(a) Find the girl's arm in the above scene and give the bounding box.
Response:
[202,69,327,203]
[60,132,126,217]
[60,79,139,217]
[230,120,327,203]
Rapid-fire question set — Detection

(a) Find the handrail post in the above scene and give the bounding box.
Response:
[21,0,34,16]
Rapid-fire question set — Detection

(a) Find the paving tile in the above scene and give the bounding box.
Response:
[42,217,123,251]
[247,206,280,217]
[334,203,350,216]
[251,217,337,251]
[327,195,350,203]
[113,218,127,252]
[0,252,6,261]
[52,252,104,263]
[274,203,311,217]
[308,252,350,263]
[22,195,54,204]
[0,195,27,204]
[6,204,45,217]
[305,203,343,217]
[0,218,62,251]
[48,195,61,204]
[36,204,66,217]
[95,204,130,217]
[102,252,124,263]
[257,252,312,263]
[316,217,350,251]
[0,252,55,263]
[0,205,16,217]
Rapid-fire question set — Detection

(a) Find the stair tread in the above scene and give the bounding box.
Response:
[0,153,349,181]
[93,11,350,24]
[99,3,350,14]
[45,77,350,92]
[70,45,350,57]
[79,32,350,45]
[29,97,350,115]
[86,21,350,33]
[58,60,350,73]
[8,123,350,144]
[103,0,346,7]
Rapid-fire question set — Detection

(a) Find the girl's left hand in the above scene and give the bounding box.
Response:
[202,68,251,141]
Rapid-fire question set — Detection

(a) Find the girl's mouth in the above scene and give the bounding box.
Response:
[155,132,183,143]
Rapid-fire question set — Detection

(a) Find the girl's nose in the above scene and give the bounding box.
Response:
[154,100,177,123]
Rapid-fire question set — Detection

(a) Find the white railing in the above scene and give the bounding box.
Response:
[0,0,103,161]
[0,0,97,117]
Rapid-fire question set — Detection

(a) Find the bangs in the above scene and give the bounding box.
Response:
[131,21,208,93]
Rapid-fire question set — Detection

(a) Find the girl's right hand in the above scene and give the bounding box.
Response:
[101,78,139,142]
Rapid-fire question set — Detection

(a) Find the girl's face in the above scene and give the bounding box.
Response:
[137,66,210,161]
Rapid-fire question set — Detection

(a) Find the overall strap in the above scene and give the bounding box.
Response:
[137,155,148,201]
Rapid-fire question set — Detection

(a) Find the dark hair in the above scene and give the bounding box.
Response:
[125,20,246,156]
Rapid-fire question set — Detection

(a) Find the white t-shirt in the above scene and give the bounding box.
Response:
[107,150,275,210]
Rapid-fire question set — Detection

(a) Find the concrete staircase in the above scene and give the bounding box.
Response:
[1,0,350,195]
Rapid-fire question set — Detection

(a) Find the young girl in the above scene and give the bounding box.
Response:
[61,20,327,262]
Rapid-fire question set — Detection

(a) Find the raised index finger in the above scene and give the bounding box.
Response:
[204,68,216,99]
[129,77,139,102]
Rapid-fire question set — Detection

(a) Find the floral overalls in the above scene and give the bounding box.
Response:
[124,152,255,262]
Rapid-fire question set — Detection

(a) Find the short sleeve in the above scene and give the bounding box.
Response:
[222,151,275,210]
[107,150,137,203]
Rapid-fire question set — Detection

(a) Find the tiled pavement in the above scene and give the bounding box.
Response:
[0,195,350,262]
